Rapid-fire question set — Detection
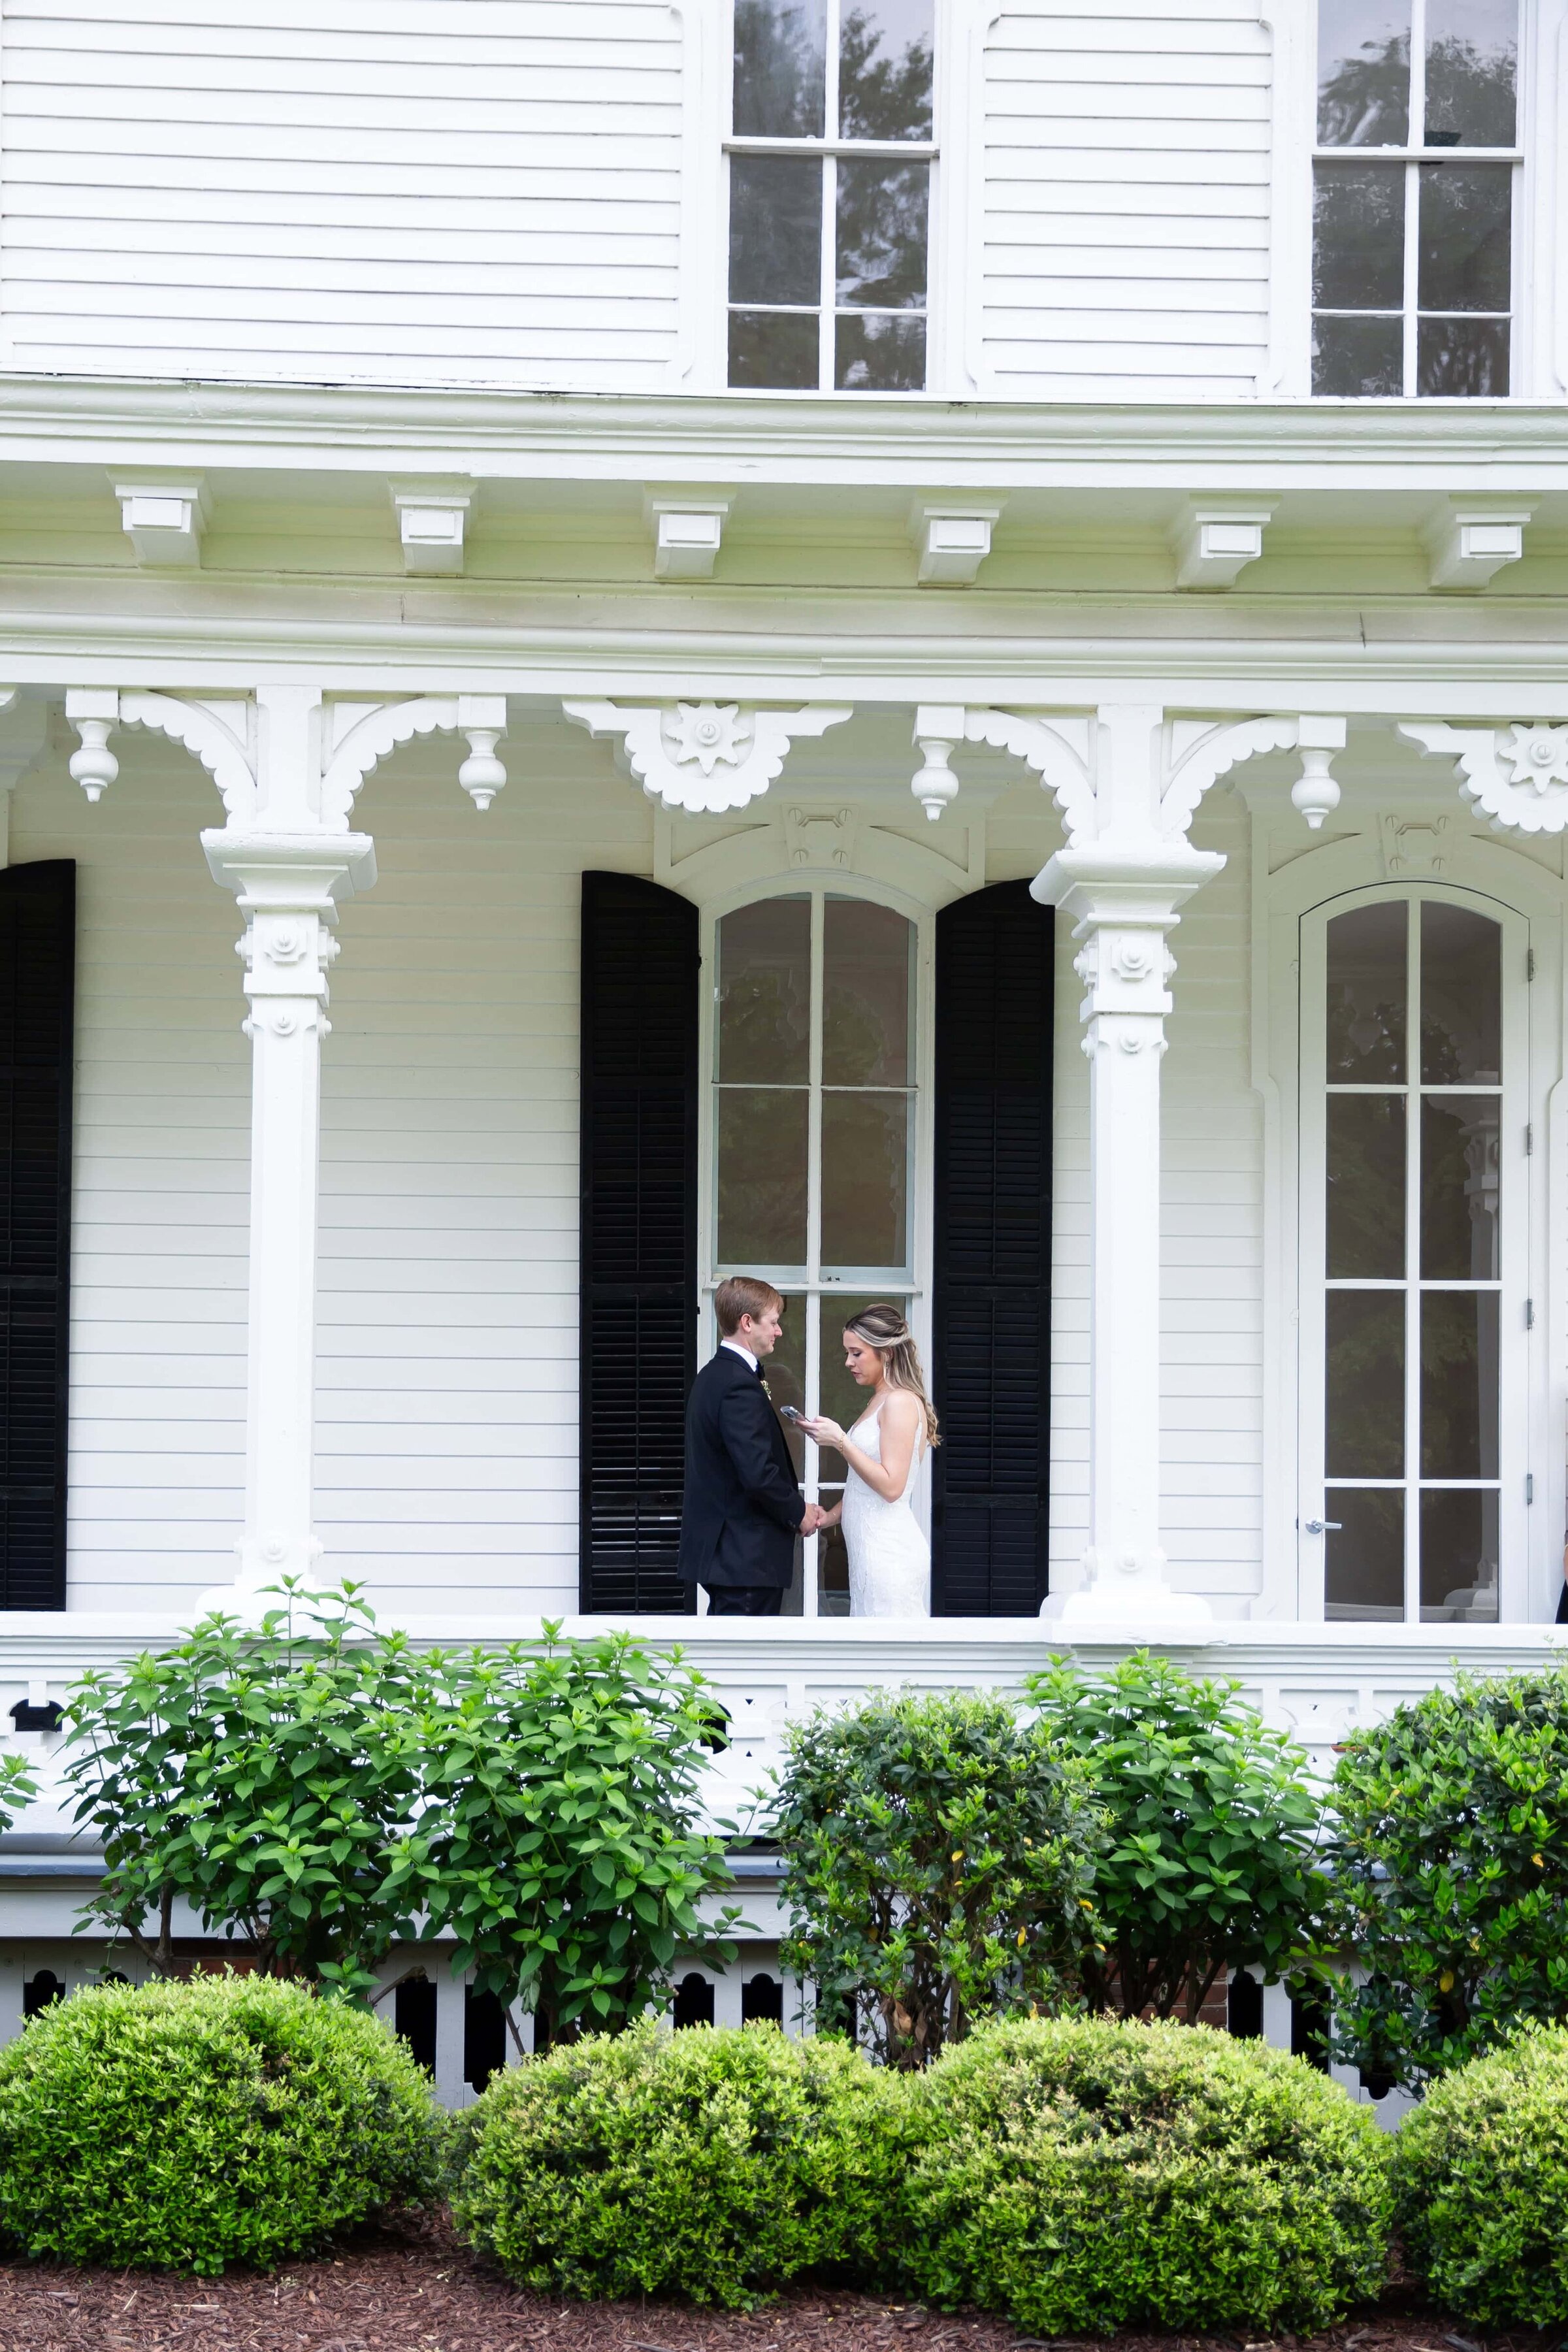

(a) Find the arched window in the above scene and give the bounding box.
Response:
[1301,886,1526,1622]
[709,887,922,1614]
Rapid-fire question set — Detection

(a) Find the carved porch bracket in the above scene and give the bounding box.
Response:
[318,694,508,823]
[1161,711,1347,835]
[958,708,1098,840]
[63,689,508,826]
[1399,719,1568,835]
[562,698,853,814]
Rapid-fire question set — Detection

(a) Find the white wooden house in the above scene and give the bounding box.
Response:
[0,0,1565,2094]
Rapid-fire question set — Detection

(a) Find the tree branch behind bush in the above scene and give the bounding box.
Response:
[772,1689,1098,2068]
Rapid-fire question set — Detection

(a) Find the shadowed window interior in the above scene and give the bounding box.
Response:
[713,890,917,1614]
[1313,0,1517,395]
[1322,896,1503,1625]
[727,0,933,389]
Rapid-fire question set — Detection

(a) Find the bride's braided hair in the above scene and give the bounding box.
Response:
[843,1304,941,1448]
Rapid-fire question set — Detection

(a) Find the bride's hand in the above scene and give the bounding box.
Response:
[796,1414,847,1450]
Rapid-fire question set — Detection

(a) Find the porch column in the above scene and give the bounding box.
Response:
[204,833,376,1597]
[1036,838,1222,1633]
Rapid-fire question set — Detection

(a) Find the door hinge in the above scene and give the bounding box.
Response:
[1527,947,1537,981]
[1526,1123,1534,1156]
[1527,1298,1536,1328]
[1527,1473,1535,1505]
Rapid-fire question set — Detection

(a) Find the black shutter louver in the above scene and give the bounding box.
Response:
[0,860,74,1612]
[580,872,698,1612]
[932,879,1053,1615]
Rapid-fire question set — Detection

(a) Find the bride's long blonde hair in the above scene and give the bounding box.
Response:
[843,1303,941,1448]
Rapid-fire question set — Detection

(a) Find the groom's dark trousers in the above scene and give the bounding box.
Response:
[678,1347,802,1612]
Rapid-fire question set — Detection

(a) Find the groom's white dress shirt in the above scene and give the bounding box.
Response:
[721,1339,760,1371]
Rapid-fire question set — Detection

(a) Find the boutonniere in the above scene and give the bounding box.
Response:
[760,1377,773,1399]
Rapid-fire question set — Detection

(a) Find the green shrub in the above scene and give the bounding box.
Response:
[772,1689,1098,2068]
[0,1972,440,2272]
[1330,1667,1568,2084]
[1027,1653,1328,2023]
[897,2016,1390,2335]
[1391,2023,1568,2324]
[450,2021,904,2304]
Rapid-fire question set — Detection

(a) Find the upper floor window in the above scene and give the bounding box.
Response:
[727,0,934,391]
[1313,0,1519,395]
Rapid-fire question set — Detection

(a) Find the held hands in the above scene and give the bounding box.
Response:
[796,1415,847,1450]
[798,1501,830,1536]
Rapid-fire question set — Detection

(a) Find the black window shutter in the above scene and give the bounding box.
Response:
[932,879,1053,1615]
[580,872,698,1612]
[0,860,74,1612]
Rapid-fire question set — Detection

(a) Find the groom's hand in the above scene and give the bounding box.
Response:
[799,1502,826,1536]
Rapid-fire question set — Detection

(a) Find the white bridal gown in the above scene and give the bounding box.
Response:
[841,1401,930,1618]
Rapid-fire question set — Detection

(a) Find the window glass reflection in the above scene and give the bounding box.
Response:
[718,897,811,1083]
[729,156,823,308]
[836,314,926,389]
[1421,1096,1500,1279]
[1420,901,1500,1081]
[765,1293,808,1480]
[1418,163,1511,310]
[1328,1094,1405,1279]
[1318,0,1411,143]
[729,310,819,391]
[839,0,932,139]
[1326,1291,1405,1476]
[1416,315,1511,393]
[1314,164,1407,308]
[1314,313,1404,397]
[836,158,928,308]
[732,0,826,136]
[1327,901,1407,1081]
[823,899,912,1084]
[1420,1290,1498,1478]
[1325,1488,1406,1620]
[1420,1488,1499,1622]
[1425,0,1517,147]
[717,1088,808,1266]
[822,1092,909,1268]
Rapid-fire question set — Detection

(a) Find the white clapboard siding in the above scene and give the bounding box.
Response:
[1039,796,1262,1603]
[1,1,685,389]
[979,0,1271,399]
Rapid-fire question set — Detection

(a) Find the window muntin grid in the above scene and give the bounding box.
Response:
[727,0,934,391]
[1312,0,1519,395]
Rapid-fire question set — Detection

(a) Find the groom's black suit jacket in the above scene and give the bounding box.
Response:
[678,1347,802,1590]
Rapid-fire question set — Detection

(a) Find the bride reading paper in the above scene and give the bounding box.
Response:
[797,1303,936,1618]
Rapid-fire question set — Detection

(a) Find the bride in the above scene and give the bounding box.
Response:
[798,1303,938,1618]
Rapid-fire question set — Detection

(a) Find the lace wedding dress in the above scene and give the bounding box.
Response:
[841,1401,930,1618]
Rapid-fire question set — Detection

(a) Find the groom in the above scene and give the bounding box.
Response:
[678,1276,825,1616]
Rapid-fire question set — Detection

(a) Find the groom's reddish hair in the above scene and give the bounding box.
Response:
[715,1276,784,1335]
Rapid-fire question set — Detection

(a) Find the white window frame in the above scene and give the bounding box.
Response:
[698,872,936,1614]
[1267,0,1568,399]
[1298,882,1528,1622]
[1253,815,1564,1625]
[718,0,947,395]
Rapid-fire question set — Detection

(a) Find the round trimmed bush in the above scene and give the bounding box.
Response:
[897,2016,1390,2335]
[449,2021,904,2304]
[0,1972,440,2273]
[1392,2023,1568,2325]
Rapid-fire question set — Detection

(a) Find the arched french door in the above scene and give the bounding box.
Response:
[1299,885,1527,1623]
[704,883,929,1615]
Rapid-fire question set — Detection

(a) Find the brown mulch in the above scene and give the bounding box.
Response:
[0,2212,1547,2352]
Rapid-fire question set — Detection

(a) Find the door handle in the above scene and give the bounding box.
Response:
[1304,1519,1343,1535]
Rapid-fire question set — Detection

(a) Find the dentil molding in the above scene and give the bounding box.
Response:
[1400,719,1568,834]
[563,697,852,813]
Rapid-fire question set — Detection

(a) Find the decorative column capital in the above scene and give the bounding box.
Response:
[563,697,852,813]
[1400,719,1568,834]
[1037,840,1226,1058]
[203,832,376,1045]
